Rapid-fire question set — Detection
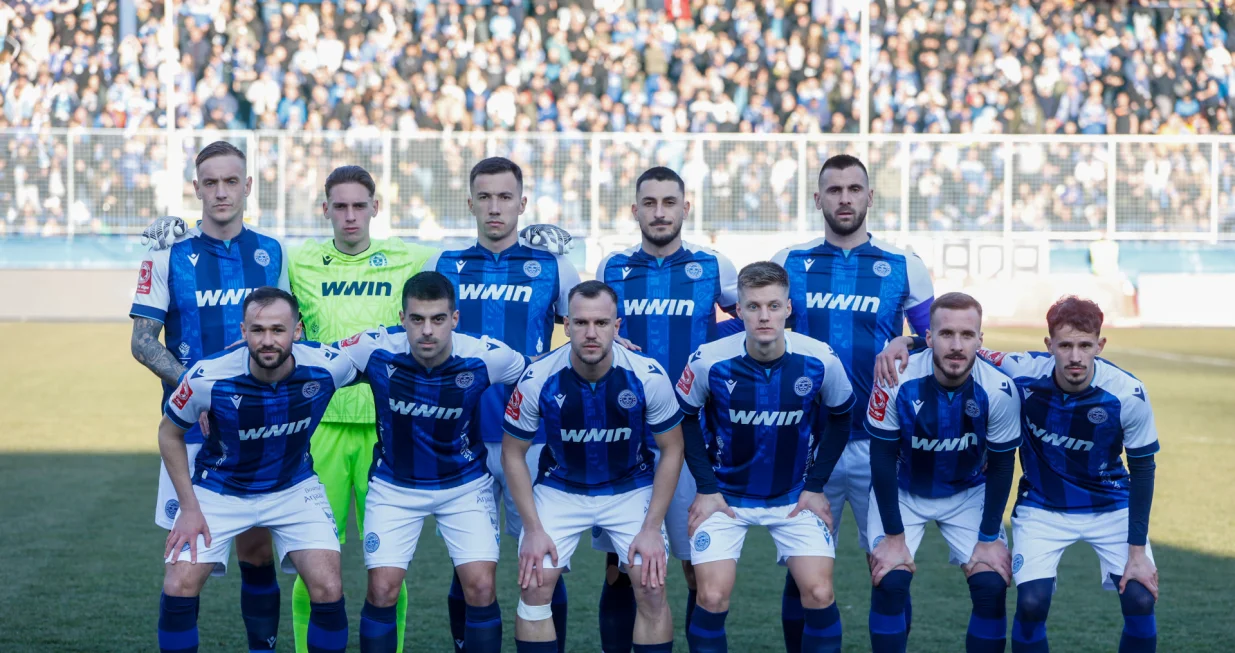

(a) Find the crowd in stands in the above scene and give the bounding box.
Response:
[2,0,1235,236]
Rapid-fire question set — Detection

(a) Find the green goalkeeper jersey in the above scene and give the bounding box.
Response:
[289,237,437,424]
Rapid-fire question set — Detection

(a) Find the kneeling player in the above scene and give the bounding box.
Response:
[676,262,856,653]
[504,280,684,652]
[157,288,354,653]
[334,272,526,653]
[865,292,1021,653]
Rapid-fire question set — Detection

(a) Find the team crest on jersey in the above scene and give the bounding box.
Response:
[794,376,814,397]
[965,399,981,418]
[164,499,180,520]
[136,260,154,294]
[523,260,542,278]
[873,261,892,277]
[369,253,387,267]
[694,531,711,552]
[1087,407,1108,424]
[178,342,191,357]
[456,372,475,389]
[254,249,271,266]
[617,390,639,409]
[1012,554,1024,574]
[684,262,704,280]
[303,381,321,399]
[364,532,381,553]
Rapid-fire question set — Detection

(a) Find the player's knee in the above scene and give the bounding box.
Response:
[461,572,497,605]
[695,585,731,612]
[366,576,402,607]
[1117,580,1156,616]
[632,578,667,610]
[307,575,344,603]
[800,581,835,609]
[1014,578,1055,621]
[967,570,1006,611]
[162,571,204,598]
[520,582,556,609]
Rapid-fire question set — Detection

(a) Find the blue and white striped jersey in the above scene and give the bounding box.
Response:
[597,242,738,380]
[131,226,289,445]
[504,344,683,496]
[772,236,933,440]
[427,242,580,444]
[675,332,855,508]
[163,342,355,496]
[865,351,1021,499]
[336,328,527,491]
[978,350,1160,514]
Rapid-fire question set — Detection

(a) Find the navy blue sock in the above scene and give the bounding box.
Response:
[782,572,804,653]
[904,591,913,634]
[1113,575,1156,653]
[633,643,674,652]
[686,607,728,653]
[158,593,199,653]
[551,577,569,653]
[685,588,698,630]
[869,569,912,653]
[465,601,503,653]
[307,598,348,653]
[600,554,636,653]
[1011,578,1053,653]
[802,603,842,653]
[239,561,280,652]
[515,640,559,653]
[966,571,1008,652]
[360,601,397,653]
[448,573,467,651]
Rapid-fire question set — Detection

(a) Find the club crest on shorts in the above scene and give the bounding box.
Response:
[873,261,892,277]
[456,371,475,389]
[794,376,814,397]
[684,262,704,280]
[694,531,711,552]
[872,534,885,548]
[1087,407,1108,424]
[369,252,387,267]
[617,389,638,409]
[165,499,180,520]
[364,532,381,553]
[302,381,321,399]
[1012,553,1024,574]
[965,399,981,418]
[523,260,542,278]
[254,249,270,266]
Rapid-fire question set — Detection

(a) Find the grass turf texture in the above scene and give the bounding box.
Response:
[1,323,1231,652]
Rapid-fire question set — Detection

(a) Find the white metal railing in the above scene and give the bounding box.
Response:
[1,128,1232,243]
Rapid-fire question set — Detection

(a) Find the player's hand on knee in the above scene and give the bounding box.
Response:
[614,334,643,352]
[518,224,575,255]
[966,540,1012,585]
[141,216,189,250]
[1120,546,1158,600]
[166,507,211,565]
[688,492,735,537]
[787,490,833,531]
[518,529,557,590]
[629,527,668,589]
[875,336,913,388]
[870,533,914,586]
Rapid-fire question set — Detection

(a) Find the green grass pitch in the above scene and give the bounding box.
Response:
[1,323,1232,652]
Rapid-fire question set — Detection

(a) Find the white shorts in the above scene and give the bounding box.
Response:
[592,451,696,561]
[522,485,665,571]
[486,441,545,537]
[364,475,500,569]
[690,503,836,566]
[165,476,340,576]
[1011,505,1155,591]
[822,439,872,551]
[866,485,1006,566]
[155,443,203,529]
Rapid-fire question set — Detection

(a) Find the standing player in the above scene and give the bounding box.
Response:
[676,261,855,653]
[334,272,527,653]
[426,156,581,651]
[503,280,684,653]
[865,292,1021,653]
[881,296,1161,653]
[131,141,288,653]
[287,165,436,653]
[593,166,738,649]
[771,154,933,651]
[156,288,355,653]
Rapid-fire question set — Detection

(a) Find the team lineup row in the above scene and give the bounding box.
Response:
[132,144,1160,653]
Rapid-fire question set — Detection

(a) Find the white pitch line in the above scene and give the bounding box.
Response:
[1116,348,1235,369]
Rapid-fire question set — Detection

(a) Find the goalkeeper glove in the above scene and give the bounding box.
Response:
[140,216,189,250]
[518,224,575,255]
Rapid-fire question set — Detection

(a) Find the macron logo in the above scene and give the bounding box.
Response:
[389,399,464,420]
[912,400,924,414]
[230,395,242,409]
[911,432,978,451]
[554,394,566,408]
[724,379,737,394]
[239,417,312,441]
[728,409,803,426]
[455,260,466,273]
[806,293,880,313]
[188,253,199,267]
[622,267,633,279]
[459,284,532,303]
[623,298,695,316]
[195,288,255,307]
[561,427,632,443]
[1027,420,1094,451]
[803,258,815,272]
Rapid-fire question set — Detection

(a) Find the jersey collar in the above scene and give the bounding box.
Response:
[194,223,250,249]
[813,234,875,256]
[469,240,524,261]
[631,244,689,266]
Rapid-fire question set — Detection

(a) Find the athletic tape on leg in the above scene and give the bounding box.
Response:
[517,599,554,622]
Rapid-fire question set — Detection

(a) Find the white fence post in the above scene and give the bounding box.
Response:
[1106,141,1118,237]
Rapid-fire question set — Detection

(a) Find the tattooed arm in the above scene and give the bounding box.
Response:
[131,317,185,386]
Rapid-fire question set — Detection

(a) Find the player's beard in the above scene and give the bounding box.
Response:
[932,349,976,383]
[250,346,292,370]
[823,205,868,237]
[640,218,683,248]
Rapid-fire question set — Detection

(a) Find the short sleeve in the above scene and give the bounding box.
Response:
[819,350,856,414]
[335,329,384,376]
[424,250,443,273]
[715,251,739,310]
[130,248,171,322]
[903,254,934,334]
[769,246,790,267]
[674,349,712,414]
[482,336,528,386]
[164,366,210,428]
[865,382,901,438]
[554,255,581,318]
[595,252,615,287]
[503,371,543,440]
[323,344,359,388]
[1122,384,1160,457]
[984,378,1023,451]
[642,362,684,433]
[276,241,291,292]
[978,349,1034,379]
